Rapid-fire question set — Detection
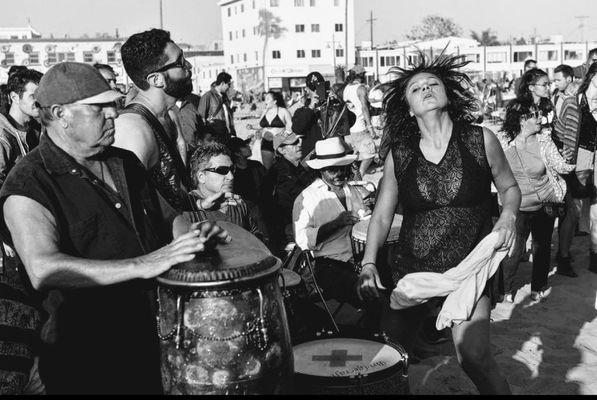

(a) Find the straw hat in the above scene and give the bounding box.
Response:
[306,137,357,170]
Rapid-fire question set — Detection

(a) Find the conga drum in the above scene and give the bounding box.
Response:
[157,222,293,395]
[293,331,409,394]
[351,214,403,273]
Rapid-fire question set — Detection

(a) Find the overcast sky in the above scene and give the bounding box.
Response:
[1,0,597,46]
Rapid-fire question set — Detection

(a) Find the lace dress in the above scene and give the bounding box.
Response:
[391,123,494,285]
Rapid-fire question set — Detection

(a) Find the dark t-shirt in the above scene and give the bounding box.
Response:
[0,135,167,394]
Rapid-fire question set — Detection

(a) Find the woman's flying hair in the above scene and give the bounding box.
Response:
[380,49,479,157]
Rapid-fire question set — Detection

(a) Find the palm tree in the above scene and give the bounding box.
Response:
[471,29,501,46]
[257,8,286,85]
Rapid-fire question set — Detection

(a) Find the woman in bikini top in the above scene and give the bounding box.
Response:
[256,91,293,168]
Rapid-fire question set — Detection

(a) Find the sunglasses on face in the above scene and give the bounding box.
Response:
[147,53,189,77]
[522,110,542,120]
[203,165,236,175]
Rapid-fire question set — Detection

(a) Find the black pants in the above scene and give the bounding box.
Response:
[313,257,363,309]
[501,209,556,293]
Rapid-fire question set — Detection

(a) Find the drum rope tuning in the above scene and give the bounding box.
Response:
[155,286,270,351]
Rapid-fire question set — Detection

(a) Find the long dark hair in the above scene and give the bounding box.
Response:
[380,51,479,156]
[577,62,597,109]
[515,68,553,115]
[267,90,287,108]
[501,99,535,142]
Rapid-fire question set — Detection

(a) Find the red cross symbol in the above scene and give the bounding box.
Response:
[312,349,363,367]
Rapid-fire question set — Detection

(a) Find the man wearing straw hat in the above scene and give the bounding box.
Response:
[293,137,375,312]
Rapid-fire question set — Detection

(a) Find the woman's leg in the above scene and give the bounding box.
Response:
[529,211,556,292]
[500,211,531,295]
[378,293,429,357]
[451,295,511,394]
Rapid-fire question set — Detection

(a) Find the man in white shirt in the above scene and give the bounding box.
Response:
[293,137,373,309]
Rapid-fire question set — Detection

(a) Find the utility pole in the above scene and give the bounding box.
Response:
[576,16,589,42]
[159,0,164,29]
[366,10,377,49]
[345,0,349,70]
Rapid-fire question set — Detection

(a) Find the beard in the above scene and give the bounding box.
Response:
[164,74,193,100]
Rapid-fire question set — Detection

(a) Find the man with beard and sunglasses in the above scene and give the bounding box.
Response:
[293,137,378,320]
[115,28,194,212]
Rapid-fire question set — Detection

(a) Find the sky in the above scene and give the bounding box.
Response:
[1,0,597,47]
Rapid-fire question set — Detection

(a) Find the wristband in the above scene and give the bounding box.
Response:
[361,262,377,269]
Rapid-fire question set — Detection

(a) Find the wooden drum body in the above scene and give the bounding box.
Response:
[157,222,293,395]
[351,214,403,273]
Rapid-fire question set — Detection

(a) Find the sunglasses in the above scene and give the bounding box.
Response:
[522,110,542,120]
[147,53,189,77]
[203,165,236,175]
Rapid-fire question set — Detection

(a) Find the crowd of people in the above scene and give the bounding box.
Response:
[1,26,597,395]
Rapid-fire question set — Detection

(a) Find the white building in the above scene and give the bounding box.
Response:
[218,0,356,94]
[357,38,597,83]
[0,25,42,40]
[186,51,226,94]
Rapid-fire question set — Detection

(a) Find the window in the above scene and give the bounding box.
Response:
[253,0,256,8]
[539,50,558,61]
[513,51,533,62]
[255,51,259,61]
[29,52,40,65]
[464,54,480,63]
[231,55,234,64]
[229,32,233,40]
[272,50,281,59]
[47,52,57,64]
[294,0,304,6]
[243,53,247,62]
[368,57,373,65]
[297,50,305,58]
[270,0,279,6]
[336,48,344,57]
[310,0,316,5]
[380,57,385,67]
[311,24,320,32]
[107,51,116,63]
[296,24,305,33]
[227,7,231,17]
[408,54,420,65]
[565,50,582,61]
[241,4,244,12]
[335,24,343,32]
[83,51,94,63]
[311,49,321,58]
[334,0,340,5]
[487,52,507,63]
[386,56,396,66]
[242,29,246,37]
[3,53,14,65]
[362,57,368,67]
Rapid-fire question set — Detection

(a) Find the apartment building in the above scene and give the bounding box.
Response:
[218,0,356,94]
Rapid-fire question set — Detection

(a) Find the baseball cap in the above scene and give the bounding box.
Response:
[273,131,301,151]
[35,62,124,107]
[348,64,366,75]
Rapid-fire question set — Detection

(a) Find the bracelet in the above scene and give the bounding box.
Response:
[361,262,377,269]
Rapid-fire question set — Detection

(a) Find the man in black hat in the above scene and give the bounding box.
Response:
[0,62,228,394]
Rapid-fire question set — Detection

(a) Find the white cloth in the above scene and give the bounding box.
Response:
[390,232,508,330]
[293,179,368,263]
[343,83,367,133]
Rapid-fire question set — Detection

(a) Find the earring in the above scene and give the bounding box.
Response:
[409,110,414,117]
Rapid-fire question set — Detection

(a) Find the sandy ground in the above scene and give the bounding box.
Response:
[235,113,597,394]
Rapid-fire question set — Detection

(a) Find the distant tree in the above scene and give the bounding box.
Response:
[406,15,463,41]
[471,29,501,46]
[514,37,527,45]
[257,9,286,79]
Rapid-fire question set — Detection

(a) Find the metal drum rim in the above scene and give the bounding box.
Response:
[156,258,282,288]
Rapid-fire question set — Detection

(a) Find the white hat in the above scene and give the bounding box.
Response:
[306,137,357,170]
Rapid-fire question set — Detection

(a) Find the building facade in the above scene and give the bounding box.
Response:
[357,37,597,83]
[218,0,356,94]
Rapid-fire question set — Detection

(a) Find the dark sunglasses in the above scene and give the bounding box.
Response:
[280,138,301,148]
[203,165,236,175]
[147,53,188,77]
[323,165,350,173]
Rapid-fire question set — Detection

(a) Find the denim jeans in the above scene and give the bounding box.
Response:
[501,209,556,293]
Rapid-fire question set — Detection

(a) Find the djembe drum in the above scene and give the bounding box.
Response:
[351,214,403,273]
[157,222,293,395]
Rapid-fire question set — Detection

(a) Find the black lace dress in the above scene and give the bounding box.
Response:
[391,122,495,298]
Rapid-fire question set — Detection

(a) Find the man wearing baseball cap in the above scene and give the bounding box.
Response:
[293,137,379,322]
[343,64,378,179]
[0,62,229,394]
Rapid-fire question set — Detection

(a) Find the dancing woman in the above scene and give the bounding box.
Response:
[357,54,520,394]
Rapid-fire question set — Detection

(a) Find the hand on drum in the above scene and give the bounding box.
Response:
[137,221,231,279]
[492,213,516,257]
[335,211,360,228]
[357,264,386,301]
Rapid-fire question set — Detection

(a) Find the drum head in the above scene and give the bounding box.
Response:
[278,269,301,287]
[294,338,403,378]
